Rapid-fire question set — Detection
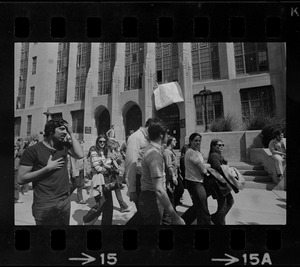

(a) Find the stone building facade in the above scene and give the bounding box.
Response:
[14,42,286,152]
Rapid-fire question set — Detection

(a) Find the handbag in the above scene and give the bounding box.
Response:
[103,159,123,191]
[220,165,246,191]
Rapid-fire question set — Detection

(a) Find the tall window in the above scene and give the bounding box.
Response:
[156,43,179,84]
[75,43,91,101]
[55,43,69,104]
[124,43,144,90]
[15,117,21,137]
[98,43,116,95]
[32,56,37,75]
[240,86,274,120]
[71,110,84,134]
[17,43,29,109]
[194,92,224,125]
[234,43,269,74]
[29,86,35,106]
[27,115,32,136]
[191,43,220,81]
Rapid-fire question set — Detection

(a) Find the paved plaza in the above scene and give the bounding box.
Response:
[15,185,286,226]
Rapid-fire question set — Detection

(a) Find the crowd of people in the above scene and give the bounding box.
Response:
[15,117,286,226]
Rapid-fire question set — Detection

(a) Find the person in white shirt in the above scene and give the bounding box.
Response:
[124,118,153,225]
[268,130,286,180]
[181,133,212,225]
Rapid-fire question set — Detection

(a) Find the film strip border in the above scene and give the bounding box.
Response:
[7,226,289,265]
[0,2,299,41]
[1,1,300,266]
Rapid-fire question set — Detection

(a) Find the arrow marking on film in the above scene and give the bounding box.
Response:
[69,252,96,265]
[211,253,239,266]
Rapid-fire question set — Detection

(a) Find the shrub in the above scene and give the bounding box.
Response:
[244,109,276,130]
[261,119,286,148]
[243,109,285,147]
[209,114,237,132]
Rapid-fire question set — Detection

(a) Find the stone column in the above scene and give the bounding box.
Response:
[83,43,99,151]
[66,43,77,104]
[143,43,156,122]
[110,43,125,142]
[219,42,236,80]
[179,43,196,144]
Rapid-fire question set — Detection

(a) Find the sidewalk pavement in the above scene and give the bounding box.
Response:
[14,185,286,226]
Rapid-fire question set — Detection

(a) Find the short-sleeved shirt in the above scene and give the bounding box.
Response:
[184,148,205,183]
[20,142,70,203]
[141,142,165,192]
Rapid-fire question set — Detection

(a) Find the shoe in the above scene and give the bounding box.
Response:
[78,200,87,204]
[120,206,132,213]
[15,199,23,204]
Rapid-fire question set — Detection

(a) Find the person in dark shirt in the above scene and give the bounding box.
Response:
[18,117,84,225]
[207,139,234,225]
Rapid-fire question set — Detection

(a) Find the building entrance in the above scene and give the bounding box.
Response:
[125,105,142,137]
[157,103,180,149]
[97,109,110,136]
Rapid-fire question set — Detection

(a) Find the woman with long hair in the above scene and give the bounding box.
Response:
[181,133,212,225]
[207,139,234,225]
[83,134,114,225]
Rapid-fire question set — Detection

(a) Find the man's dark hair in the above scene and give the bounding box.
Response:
[145,118,154,127]
[148,118,168,141]
[44,117,68,137]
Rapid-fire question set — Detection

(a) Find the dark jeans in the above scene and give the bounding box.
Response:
[83,189,113,225]
[125,174,144,226]
[162,177,185,225]
[139,190,164,225]
[114,189,128,210]
[181,180,211,225]
[14,170,20,200]
[70,170,84,202]
[211,193,234,225]
[33,194,70,225]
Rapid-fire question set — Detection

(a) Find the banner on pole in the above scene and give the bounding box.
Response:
[153,82,184,110]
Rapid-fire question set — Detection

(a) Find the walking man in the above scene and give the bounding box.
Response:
[124,118,153,225]
[17,117,84,225]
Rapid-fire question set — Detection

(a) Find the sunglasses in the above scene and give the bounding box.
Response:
[216,144,225,147]
[99,140,106,143]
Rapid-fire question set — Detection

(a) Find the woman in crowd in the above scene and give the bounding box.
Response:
[107,139,131,213]
[163,136,184,209]
[83,135,113,225]
[207,139,234,225]
[138,118,185,225]
[268,130,286,180]
[181,133,211,225]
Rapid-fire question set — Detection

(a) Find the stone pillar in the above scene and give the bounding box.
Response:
[179,43,196,145]
[110,43,125,142]
[83,43,99,152]
[219,42,236,80]
[143,43,156,122]
[66,43,77,104]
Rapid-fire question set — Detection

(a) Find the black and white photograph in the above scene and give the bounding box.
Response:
[14,42,286,226]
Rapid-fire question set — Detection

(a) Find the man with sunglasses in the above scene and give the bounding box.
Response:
[17,117,84,225]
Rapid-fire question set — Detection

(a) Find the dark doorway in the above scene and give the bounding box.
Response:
[125,105,142,137]
[157,103,180,149]
[97,109,110,136]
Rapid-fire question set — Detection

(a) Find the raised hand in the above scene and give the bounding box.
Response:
[46,155,65,171]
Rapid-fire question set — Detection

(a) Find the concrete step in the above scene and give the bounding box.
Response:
[243,175,273,183]
[229,161,264,171]
[239,169,268,176]
[244,180,277,191]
